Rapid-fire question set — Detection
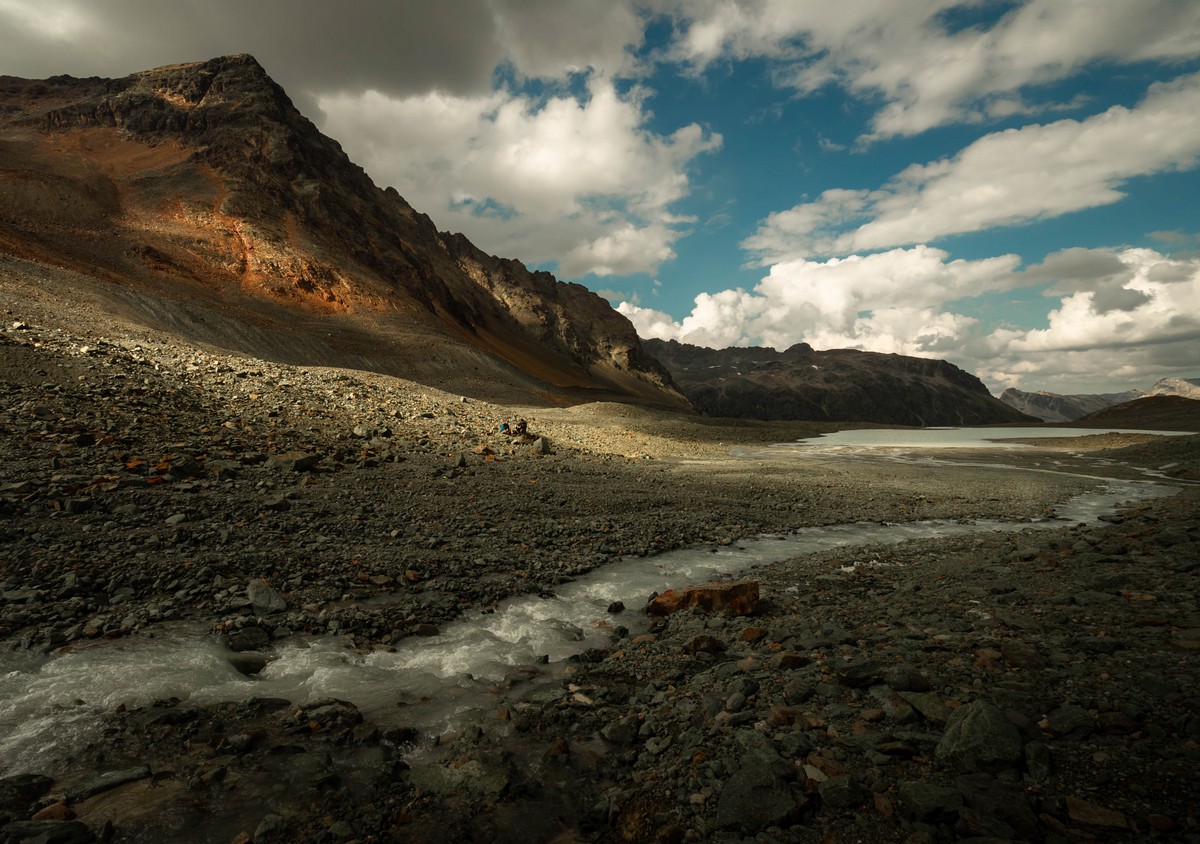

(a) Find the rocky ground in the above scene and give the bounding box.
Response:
[1,303,1198,843]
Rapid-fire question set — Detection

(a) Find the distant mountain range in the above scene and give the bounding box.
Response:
[1000,377,1200,422]
[643,339,1034,426]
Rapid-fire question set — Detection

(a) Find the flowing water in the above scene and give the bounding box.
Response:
[0,461,1182,777]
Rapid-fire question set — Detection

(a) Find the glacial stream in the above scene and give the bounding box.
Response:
[1,464,1181,778]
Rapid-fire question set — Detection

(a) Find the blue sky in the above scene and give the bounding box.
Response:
[2,0,1199,394]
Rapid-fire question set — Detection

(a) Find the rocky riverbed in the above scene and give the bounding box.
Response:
[2,306,1198,843]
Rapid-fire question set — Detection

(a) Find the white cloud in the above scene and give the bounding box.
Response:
[489,0,645,80]
[662,0,1200,139]
[319,77,720,277]
[997,248,1200,353]
[619,245,1017,351]
[745,72,1200,262]
[0,0,94,40]
[955,247,1200,392]
[625,245,1200,393]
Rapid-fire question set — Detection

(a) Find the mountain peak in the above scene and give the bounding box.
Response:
[0,57,687,409]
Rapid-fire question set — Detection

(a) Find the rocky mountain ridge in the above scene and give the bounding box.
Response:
[1072,394,1200,432]
[1000,377,1200,422]
[643,338,1034,426]
[0,54,685,409]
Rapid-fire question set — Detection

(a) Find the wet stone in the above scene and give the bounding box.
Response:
[225,626,270,652]
[64,765,151,803]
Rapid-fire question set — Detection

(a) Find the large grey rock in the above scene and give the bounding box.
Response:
[817,775,862,811]
[733,729,790,778]
[716,764,796,832]
[247,578,286,613]
[955,773,1040,841]
[899,780,962,822]
[934,700,1023,772]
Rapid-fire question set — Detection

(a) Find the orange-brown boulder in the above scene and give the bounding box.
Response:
[647,581,760,617]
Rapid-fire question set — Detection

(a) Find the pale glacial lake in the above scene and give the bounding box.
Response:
[793,426,1193,450]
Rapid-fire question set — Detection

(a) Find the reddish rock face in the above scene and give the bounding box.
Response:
[0,55,689,411]
[647,581,760,617]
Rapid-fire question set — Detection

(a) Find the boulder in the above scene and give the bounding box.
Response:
[647,581,759,617]
[898,781,962,822]
[716,764,796,832]
[956,773,1041,840]
[934,700,1023,772]
[246,578,287,613]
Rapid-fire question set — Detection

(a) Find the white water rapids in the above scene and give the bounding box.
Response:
[0,472,1180,778]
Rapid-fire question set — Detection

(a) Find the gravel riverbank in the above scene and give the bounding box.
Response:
[2,305,1198,843]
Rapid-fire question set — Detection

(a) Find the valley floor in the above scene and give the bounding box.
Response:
[1,283,1198,843]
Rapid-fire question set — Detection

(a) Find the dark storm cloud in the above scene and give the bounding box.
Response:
[0,0,503,99]
[1022,247,1128,287]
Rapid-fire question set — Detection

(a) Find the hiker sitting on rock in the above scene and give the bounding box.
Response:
[499,421,511,435]
[514,419,527,436]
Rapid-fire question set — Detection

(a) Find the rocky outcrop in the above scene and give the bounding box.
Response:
[644,339,1033,426]
[1073,394,1200,431]
[0,55,686,409]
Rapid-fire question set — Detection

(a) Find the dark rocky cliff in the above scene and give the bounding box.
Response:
[644,339,1035,426]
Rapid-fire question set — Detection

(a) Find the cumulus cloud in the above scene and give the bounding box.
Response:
[662,0,1200,139]
[319,77,721,277]
[957,247,1200,393]
[744,72,1200,262]
[622,245,1200,393]
[489,0,645,80]
[619,245,1018,351]
[998,248,1200,352]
